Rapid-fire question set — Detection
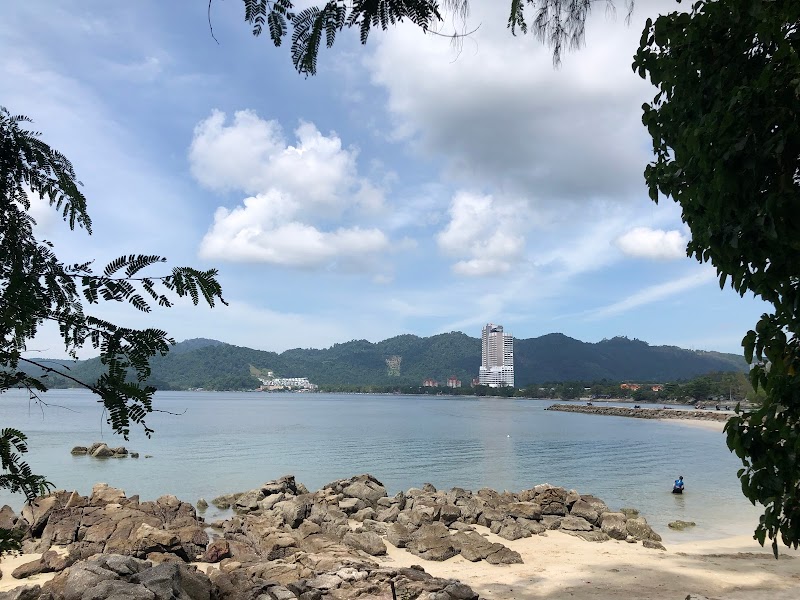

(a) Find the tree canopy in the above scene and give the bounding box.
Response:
[0,108,225,552]
[633,0,800,554]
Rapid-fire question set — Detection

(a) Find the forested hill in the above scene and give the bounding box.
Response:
[24,333,747,391]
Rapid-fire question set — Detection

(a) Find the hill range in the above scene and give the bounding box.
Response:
[22,332,747,391]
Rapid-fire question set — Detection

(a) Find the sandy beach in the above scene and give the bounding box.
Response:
[3,527,797,598]
[380,526,800,600]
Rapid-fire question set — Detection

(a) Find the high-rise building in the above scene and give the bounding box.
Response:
[479,323,514,387]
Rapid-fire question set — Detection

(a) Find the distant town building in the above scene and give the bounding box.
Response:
[447,376,461,388]
[258,376,318,391]
[620,383,641,391]
[479,323,514,387]
[422,378,438,387]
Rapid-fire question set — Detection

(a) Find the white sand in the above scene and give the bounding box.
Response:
[3,531,799,599]
[659,418,727,431]
[0,546,69,592]
[379,526,800,600]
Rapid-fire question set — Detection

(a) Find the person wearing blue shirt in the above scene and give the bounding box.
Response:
[672,475,685,494]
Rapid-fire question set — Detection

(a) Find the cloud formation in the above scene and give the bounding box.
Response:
[191,110,390,269]
[615,226,689,260]
[437,191,526,276]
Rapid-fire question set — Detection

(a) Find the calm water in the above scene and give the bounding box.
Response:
[0,389,759,543]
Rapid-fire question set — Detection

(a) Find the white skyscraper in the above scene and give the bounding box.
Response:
[479,323,514,387]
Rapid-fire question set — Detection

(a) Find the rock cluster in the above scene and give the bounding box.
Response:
[546,404,730,422]
[70,442,139,459]
[0,474,664,599]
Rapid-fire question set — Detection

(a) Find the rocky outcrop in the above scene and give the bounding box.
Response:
[3,474,661,599]
[546,404,730,421]
[70,442,135,458]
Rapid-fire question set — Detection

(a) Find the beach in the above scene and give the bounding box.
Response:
[2,527,798,598]
[381,526,800,600]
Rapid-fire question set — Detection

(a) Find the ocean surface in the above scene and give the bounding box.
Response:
[0,389,760,543]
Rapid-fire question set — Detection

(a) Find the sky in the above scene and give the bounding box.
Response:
[1,0,770,358]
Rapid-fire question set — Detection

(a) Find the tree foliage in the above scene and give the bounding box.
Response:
[0,107,225,552]
[633,0,800,554]
[233,0,630,74]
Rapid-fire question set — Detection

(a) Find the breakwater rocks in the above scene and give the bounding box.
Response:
[546,404,731,422]
[0,474,663,600]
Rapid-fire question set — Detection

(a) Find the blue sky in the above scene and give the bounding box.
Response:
[2,0,769,357]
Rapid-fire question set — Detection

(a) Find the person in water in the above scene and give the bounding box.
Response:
[673,475,685,493]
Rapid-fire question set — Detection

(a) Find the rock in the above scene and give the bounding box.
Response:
[274,498,310,528]
[342,476,387,505]
[451,531,494,562]
[306,573,342,590]
[559,515,593,532]
[386,523,413,548]
[498,521,531,540]
[0,586,42,600]
[485,546,523,564]
[569,499,599,524]
[0,505,18,530]
[600,512,628,540]
[233,489,264,512]
[111,447,128,456]
[506,502,542,520]
[337,497,363,514]
[196,498,208,511]
[620,507,639,518]
[376,505,400,523]
[11,558,48,580]
[565,489,581,507]
[642,539,667,551]
[90,483,126,506]
[517,517,546,535]
[580,495,610,515]
[201,539,231,563]
[438,503,462,525]
[351,507,375,522]
[132,562,212,600]
[444,582,479,600]
[70,446,88,455]
[537,488,567,516]
[570,530,611,542]
[130,453,140,459]
[267,585,298,600]
[90,444,115,458]
[668,520,697,531]
[343,531,386,555]
[626,517,662,542]
[211,493,241,510]
[21,495,60,535]
[541,515,562,530]
[408,523,458,561]
[133,523,185,558]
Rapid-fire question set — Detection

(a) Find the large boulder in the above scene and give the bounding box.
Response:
[506,502,542,521]
[569,499,599,524]
[559,515,593,532]
[626,517,662,542]
[342,531,386,556]
[599,512,628,540]
[537,488,567,516]
[340,475,387,506]
[90,444,115,459]
[407,523,458,561]
[386,523,413,548]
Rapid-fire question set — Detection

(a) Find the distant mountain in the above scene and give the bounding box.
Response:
[23,333,747,391]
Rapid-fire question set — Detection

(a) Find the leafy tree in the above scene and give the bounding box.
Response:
[0,108,225,552]
[228,0,625,74]
[632,0,800,553]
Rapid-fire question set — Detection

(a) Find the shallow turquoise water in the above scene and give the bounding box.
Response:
[0,389,759,543]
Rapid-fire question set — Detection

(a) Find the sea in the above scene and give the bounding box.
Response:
[0,389,761,544]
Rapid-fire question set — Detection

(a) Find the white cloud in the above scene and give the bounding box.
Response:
[437,191,526,276]
[365,1,674,203]
[615,226,689,260]
[190,110,394,270]
[199,191,389,268]
[189,110,380,214]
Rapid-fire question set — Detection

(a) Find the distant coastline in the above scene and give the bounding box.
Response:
[546,404,732,422]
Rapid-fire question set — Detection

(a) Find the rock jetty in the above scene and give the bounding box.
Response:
[0,474,663,599]
[546,404,731,422]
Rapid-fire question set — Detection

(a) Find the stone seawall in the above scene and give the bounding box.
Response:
[545,404,731,422]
